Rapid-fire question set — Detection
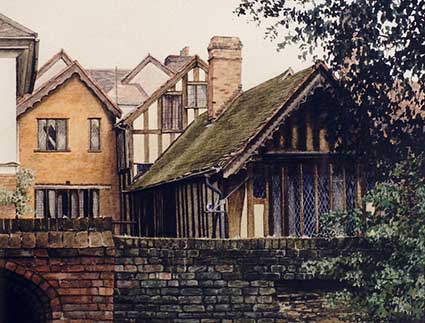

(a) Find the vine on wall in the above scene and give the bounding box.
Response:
[0,168,34,216]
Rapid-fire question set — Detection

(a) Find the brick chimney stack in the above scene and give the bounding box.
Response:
[180,46,190,56]
[207,36,242,120]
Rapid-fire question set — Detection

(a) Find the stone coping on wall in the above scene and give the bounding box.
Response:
[114,236,362,253]
[0,217,112,233]
[0,231,114,249]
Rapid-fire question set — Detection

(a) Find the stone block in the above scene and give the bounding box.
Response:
[89,232,103,248]
[74,231,89,248]
[48,232,63,248]
[8,233,21,248]
[21,232,36,248]
[36,232,49,248]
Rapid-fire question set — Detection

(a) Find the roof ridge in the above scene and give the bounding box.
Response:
[18,61,121,118]
[121,54,175,84]
[121,55,208,124]
[131,64,331,190]
[37,49,73,79]
[0,12,37,37]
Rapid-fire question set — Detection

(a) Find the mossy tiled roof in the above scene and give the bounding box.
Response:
[131,65,318,190]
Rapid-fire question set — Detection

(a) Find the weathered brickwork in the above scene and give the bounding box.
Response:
[114,237,355,323]
[0,220,115,323]
[0,218,355,323]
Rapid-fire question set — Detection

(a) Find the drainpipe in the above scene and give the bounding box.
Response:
[205,175,228,238]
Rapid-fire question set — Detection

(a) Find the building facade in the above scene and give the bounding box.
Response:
[0,13,38,218]
[130,37,364,239]
[17,62,121,220]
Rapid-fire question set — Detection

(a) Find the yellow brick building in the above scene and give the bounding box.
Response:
[17,62,121,220]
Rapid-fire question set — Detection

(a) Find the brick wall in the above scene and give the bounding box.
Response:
[114,237,355,323]
[18,76,120,219]
[0,224,115,323]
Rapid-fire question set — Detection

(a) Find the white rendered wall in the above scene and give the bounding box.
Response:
[0,57,17,169]
[132,62,169,96]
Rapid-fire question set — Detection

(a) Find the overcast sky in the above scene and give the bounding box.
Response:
[2,0,313,89]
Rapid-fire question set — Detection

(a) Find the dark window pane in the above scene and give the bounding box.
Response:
[162,95,182,130]
[332,164,344,211]
[46,119,57,150]
[270,169,282,236]
[318,162,330,217]
[346,164,357,210]
[287,164,300,236]
[253,172,266,199]
[303,164,316,237]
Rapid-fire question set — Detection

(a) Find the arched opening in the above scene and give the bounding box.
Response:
[0,269,52,323]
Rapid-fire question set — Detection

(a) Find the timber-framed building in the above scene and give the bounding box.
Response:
[129,37,365,239]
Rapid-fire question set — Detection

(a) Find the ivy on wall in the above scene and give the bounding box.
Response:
[0,169,34,216]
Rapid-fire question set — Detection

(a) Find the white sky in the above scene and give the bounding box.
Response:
[2,0,313,89]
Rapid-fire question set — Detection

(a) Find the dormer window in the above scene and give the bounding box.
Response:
[187,83,207,108]
[162,94,182,130]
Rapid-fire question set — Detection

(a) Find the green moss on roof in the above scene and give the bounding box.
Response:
[131,65,317,190]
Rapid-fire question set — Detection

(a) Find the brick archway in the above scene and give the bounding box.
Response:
[0,261,62,323]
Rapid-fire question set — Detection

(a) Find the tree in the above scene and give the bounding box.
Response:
[235,1,425,322]
[306,155,425,323]
[236,0,425,180]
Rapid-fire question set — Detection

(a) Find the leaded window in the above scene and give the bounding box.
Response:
[89,118,101,151]
[187,84,207,108]
[35,188,99,218]
[37,119,67,151]
[162,94,182,130]
[268,160,359,237]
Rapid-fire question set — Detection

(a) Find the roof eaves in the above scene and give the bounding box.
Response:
[18,61,122,118]
[221,65,334,177]
[129,168,219,192]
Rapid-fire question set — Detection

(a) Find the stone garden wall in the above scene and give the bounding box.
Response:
[114,237,355,323]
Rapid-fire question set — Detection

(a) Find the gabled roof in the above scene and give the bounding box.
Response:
[87,68,130,93]
[130,63,335,190]
[17,61,121,118]
[36,49,73,79]
[164,55,194,73]
[121,54,174,84]
[35,49,73,89]
[121,55,208,124]
[0,13,37,38]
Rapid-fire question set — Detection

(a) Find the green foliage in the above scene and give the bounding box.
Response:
[305,155,425,323]
[0,168,34,216]
[236,0,425,180]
